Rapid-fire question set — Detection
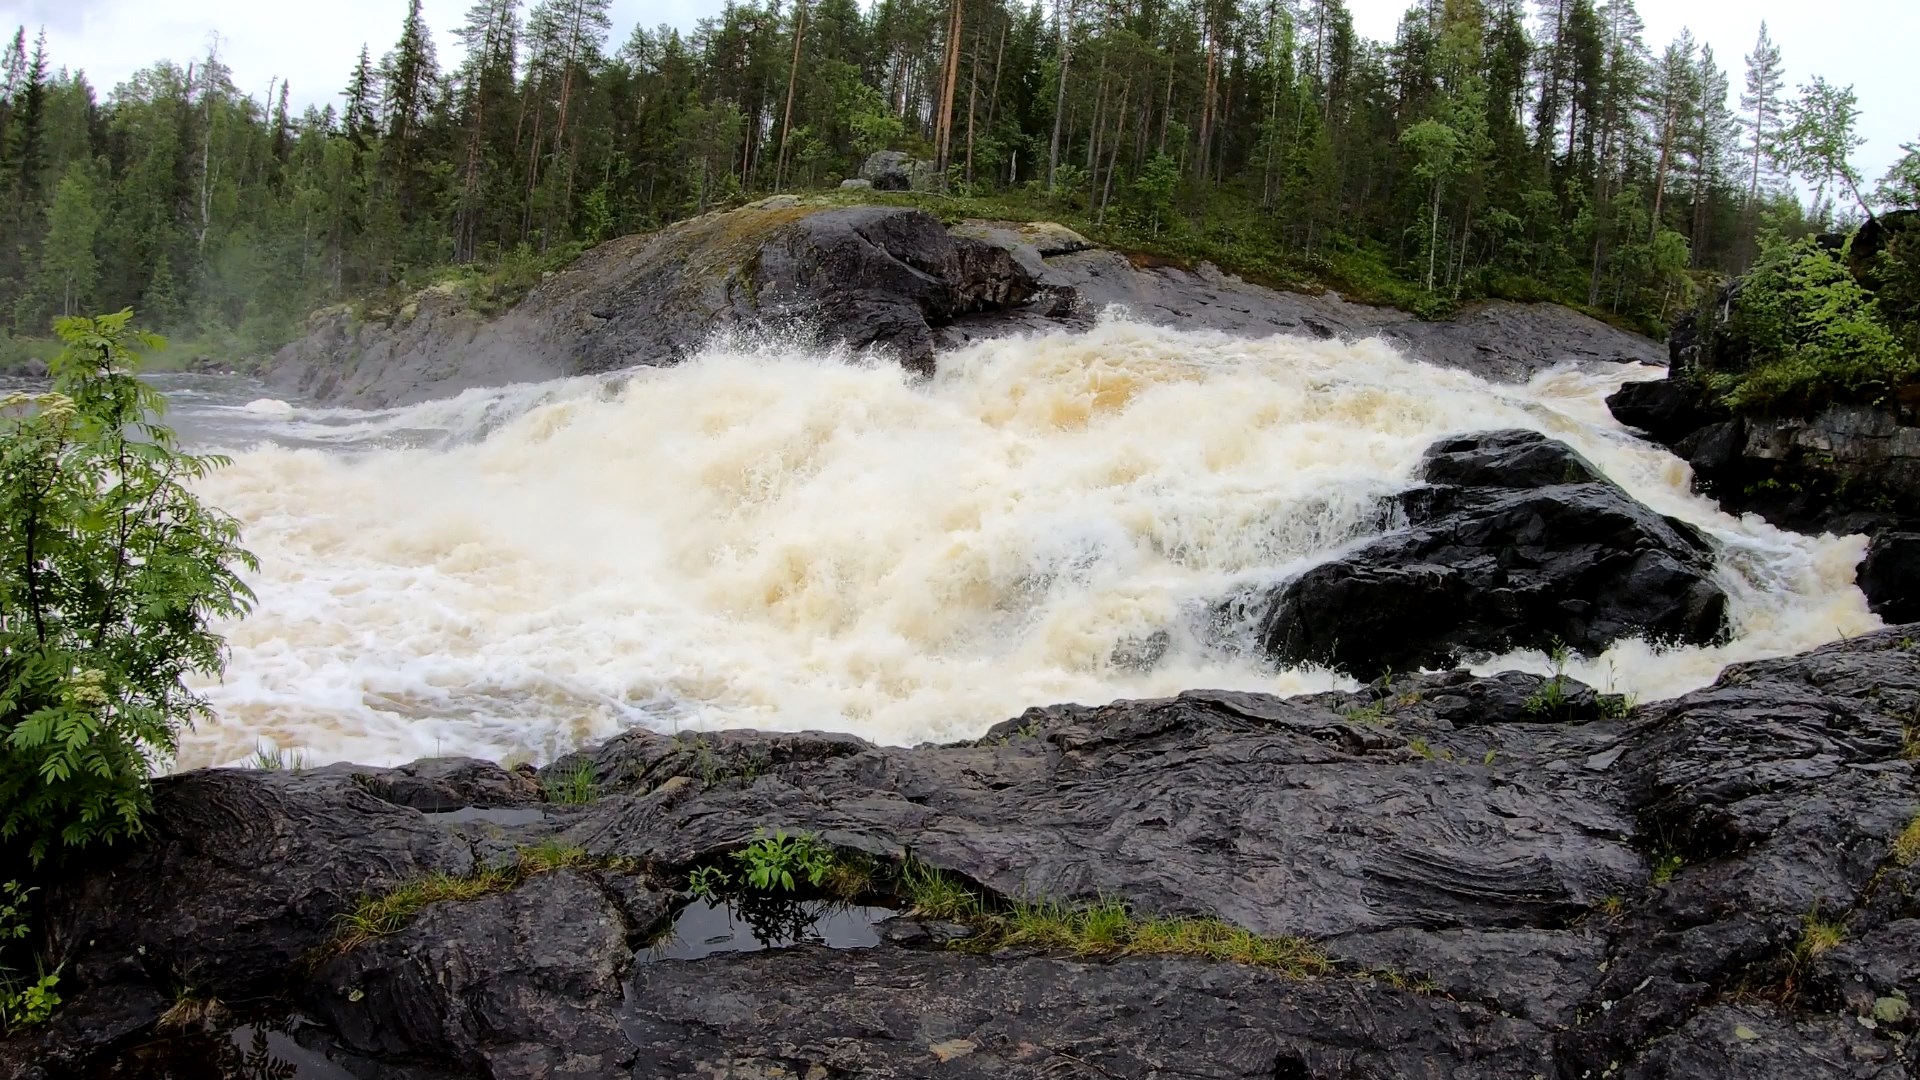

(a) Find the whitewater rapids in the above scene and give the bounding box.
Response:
[175,316,1876,769]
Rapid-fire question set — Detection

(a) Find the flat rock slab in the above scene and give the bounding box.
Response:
[8,629,1920,1080]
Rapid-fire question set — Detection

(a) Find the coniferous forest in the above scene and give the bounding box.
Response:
[0,0,1914,356]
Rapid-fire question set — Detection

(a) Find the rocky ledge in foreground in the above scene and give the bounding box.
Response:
[7,628,1919,1079]
[266,196,1663,408]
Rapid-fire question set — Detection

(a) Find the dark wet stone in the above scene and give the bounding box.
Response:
[1257,430,1728,679]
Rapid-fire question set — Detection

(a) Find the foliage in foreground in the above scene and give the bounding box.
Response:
[0,310,256,864]
[0,880,58,1033]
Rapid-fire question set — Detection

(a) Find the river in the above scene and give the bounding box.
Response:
[74,316,1874,770]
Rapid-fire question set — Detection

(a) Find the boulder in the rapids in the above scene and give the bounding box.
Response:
[1861,531,1920,624]
[1258,429,1729,678]
[1606,377,1729,445]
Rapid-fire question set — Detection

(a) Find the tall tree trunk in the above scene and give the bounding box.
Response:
[934,0,964,179]
[1196,20,1219,181]
[1047,0,1074,190]
[775,0,808,192]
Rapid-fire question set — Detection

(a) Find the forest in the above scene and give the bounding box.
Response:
[0,0,1915,359]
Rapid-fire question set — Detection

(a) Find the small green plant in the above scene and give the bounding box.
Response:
[820,852,877,899]
[0,881,59,1032]
[1407,738,1435,760]
[546,761,599,805]
[0,311,258,863]
[1525,641,1576,717]
[1651,850,1684,885]
[332,841,612,952]
[732,829,832,893]
[1597,693,1636,720]
[687,865,732,901]
[1341,701,1388,724]
[1596,895,1626,919]
[985,898,1332,977]
[1482,749,1498,766]
[156,990,223,1031]
[250,742,307,771]
[516,839,588,873]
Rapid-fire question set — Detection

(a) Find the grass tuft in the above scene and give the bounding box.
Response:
[1892,812,1920,867]
[545,761,599,805]
[972,894,1332,977]
[331,841,609,953]
[1796,913,1847,960]
[899,859,983,921]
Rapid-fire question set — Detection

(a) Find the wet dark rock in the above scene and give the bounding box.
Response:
[1259,430,1728,678]
[267,201,1046,404]
[11,628,1920,1080]
[269,201,1662,408]
[352,756,541,812]
[1861,532,1920,623]
[622,949,1558,1078]
[308,869,634,1076]
[1609,377,1729,445]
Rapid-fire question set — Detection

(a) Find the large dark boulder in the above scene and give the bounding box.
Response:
[1607,378,1729,445]
[1258,430,1728,678]
[267,201,1047,404]
[1861,532,1920,623]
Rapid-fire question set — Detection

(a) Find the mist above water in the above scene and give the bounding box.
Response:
[170,316,1875,769]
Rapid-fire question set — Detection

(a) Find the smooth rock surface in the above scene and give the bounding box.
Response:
[267,201,1663,407]
[11,629,1917,1079]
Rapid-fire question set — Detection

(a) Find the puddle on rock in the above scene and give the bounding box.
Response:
[418,805,551,827]
[644,897,900,961]
[84,1013,428,1079]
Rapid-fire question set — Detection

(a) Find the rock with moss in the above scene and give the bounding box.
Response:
[266,198,1666,409]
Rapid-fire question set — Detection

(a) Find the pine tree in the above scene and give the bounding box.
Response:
[380,0,439,153]
[342,45,378,147]
[1739,22,1784,211]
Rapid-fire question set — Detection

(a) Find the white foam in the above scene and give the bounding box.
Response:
[180,318,1877,769]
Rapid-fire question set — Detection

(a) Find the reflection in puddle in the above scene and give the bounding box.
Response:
[644,897,899,962]
[418,805,551,827]
[86,1015,378,1080]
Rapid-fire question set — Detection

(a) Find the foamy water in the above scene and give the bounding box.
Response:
[173,316,1877,769]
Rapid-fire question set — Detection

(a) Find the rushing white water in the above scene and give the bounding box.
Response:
[173,315,1877,769]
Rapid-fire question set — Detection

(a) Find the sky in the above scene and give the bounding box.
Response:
[6,0,1916,191]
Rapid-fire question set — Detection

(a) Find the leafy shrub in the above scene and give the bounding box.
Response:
[0,310,257,864]
[731,829,833,892]
[1714,236,1917,410]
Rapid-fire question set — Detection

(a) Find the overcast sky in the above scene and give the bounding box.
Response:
[9,0,1916,189]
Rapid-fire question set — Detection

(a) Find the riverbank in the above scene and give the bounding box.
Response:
[5,622,1916,1078]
